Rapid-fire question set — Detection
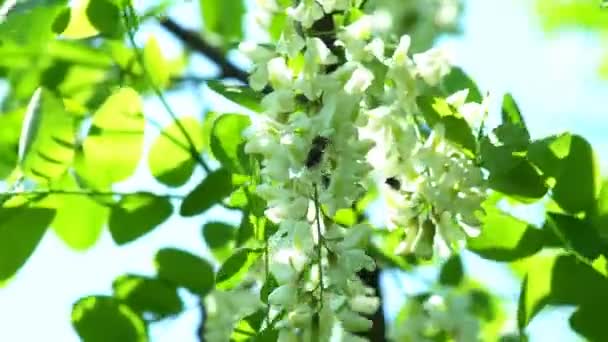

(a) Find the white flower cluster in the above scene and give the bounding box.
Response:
[390,290,480,342]
[229,0,486,340]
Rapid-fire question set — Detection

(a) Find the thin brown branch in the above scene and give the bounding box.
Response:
[159,17,249,83]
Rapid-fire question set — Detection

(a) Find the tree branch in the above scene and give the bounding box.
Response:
[159,17,249,83]
[358,268,387,342]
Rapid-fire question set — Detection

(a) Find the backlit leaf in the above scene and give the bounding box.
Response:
[148,117,203,187]
[210,113,251,174]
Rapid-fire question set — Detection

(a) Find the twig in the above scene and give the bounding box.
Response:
[1,189,186,200]
[123,6,211,173]
[159,17,249,83]
[313,184,325,309]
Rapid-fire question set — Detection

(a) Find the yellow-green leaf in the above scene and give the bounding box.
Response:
[148,117,203,187]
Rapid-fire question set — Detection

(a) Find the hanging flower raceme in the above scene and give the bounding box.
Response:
[217,0,488,339]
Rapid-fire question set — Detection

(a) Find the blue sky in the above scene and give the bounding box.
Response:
[1,0,606,340]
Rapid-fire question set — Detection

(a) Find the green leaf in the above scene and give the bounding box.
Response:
[527,133,571,181]
[199,0,245,41]
[18,88,76,182]
[0,207,55,281]
[60,0,100,39]
[0,107,26,179]
[468,208,545,261]
[417,96,476,155]
[155,248,214,296]
[210,114,251,174]
[180,168,233,217]
[592,180,608,240]
[72,296,147,342]
[143,36,169,88]
[441,67,482,103]
[206,81,263,112]
[236,212,255,246]
[0,1,64,47]
[501,93,529,138]
[86,0,123,39]
[52,7,71,34]
[545,213,606,261]
[552,135,600,214]
[439,254,463,286]
[203,221,235,249]
[148,117,203,187]
[517,255,557,330]
[479,139,522,176]
[77,87,144,188]
[47,175,110,250]
[109,193,173,245]
[518,254,608,331]
[488,160,548,200]
[260,275,278,304]
[113,274,183,319]
[569,304,606,342]
[216,248,259,290]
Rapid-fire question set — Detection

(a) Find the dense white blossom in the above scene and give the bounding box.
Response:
[224,0,486,340]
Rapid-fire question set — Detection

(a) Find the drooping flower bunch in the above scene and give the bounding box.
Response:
[390,289,480,342]
[207,0,489,340]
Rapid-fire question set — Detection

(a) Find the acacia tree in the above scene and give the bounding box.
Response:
[1,0,607,341]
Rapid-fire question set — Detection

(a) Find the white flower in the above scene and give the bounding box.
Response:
[277,22,306,58]
[287,0,324,29]
[344,66,374,94]
[413,46,452,85]
[267,57,293,89]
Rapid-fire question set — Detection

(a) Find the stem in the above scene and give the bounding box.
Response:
[1,189,186,200]
[122,6,210,173]
[313,184,325,308]
[159,17,249,82]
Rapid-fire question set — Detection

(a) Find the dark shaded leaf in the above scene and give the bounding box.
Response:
[552,135,599,214]
[52,7,71,34]
[488,160,548,200]
[545,213,606,261]
[442,67,482,103]
[109,193,173,245]
[439,254,463,286]
[216,248,259,290]
[113,274,183,320]
[86,0,123,39]
[0,207,55,281]
[72,296,147,342]
[203,221,235,249]
[180,168,233,216]
[527,133,571,180]
[155,248,214,296]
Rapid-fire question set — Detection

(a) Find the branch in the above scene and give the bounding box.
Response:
[358,268,387,342]
[123,7,211,173]
[159,17,249,83]
[1,189,186,200]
